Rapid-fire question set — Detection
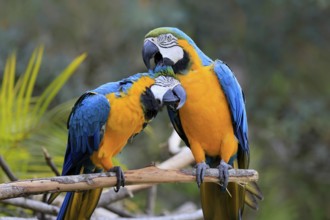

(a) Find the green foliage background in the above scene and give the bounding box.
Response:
[0,1,329,219]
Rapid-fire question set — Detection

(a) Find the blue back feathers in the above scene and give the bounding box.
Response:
[93,72,155,97]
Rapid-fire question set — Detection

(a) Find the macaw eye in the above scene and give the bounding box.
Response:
[157,35,165,43]
[157,34,178,48]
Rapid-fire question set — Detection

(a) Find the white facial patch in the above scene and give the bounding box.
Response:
[150,84,169,105]
[159,46,184,64]
[150,76,181,104]
[146,34,184,64]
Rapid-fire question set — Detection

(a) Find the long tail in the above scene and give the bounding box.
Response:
[200,162,263,220]
[55,164,104,220]
[244,181,264,210]
[201,181,245,220]
[57,188,103,220]
[57,192,73,220]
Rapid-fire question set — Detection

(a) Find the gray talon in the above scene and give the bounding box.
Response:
[108,166,125,192]
[217,160,232,188]
[195,162,210,187]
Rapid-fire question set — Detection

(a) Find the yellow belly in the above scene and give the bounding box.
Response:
[178,66,238,163]
[91,76,155,170]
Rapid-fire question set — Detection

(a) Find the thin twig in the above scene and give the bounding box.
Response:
[41,147,59,220]
[42,147,60,176]
[0,156,18,181]
[104,205,135,218]
[145,185,157,216]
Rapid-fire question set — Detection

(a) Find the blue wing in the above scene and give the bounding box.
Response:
[62,91,110,176]
[214,60,249,168]
[61,72,152,176]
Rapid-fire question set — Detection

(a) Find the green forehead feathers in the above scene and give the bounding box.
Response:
[145,27,185,39]
[154,65,177,79]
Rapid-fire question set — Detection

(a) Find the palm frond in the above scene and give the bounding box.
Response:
[32,53,87,119]
[0,47,87,180]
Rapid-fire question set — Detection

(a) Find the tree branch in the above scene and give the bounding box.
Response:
[0,166,258,200]
[96,147,194,206]
[114,209,203,220]
[0,156,18,181]
[42,147,60,176]
[1,197,59,215]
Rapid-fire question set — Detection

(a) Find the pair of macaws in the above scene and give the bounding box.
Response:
[53,27,262,220]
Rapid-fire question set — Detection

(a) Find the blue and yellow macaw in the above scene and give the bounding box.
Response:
[142,27,263,220]
[51,66,186,220]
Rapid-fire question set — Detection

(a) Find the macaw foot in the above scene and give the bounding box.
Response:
[195,162,210,187]
[108,166,125,192]
[217,159,233,188]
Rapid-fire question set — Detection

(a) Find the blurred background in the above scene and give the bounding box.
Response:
[0,0,329,219]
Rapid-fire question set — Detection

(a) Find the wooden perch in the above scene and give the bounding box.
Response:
[0,166,258,200]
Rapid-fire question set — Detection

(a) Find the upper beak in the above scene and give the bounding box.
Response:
[162,84,186,110]
[142,40,159,70]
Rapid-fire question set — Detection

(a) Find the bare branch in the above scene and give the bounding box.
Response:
[97,187,133,207]
[157,147,194,170]
[1,197,59,215]
[167,129,183,154]
[0,166,258,200]
[0,218,38,220]
[104,205,135,218]
[0,156,18,181]
[145,185,157,215]
[113,209,203,220]
[97,147,194,207]
[42,147,60,176]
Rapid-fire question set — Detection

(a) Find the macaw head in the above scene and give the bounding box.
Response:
[148,65,186,110]
[142,27,212,74]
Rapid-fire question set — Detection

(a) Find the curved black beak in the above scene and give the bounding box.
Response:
[142,40,159,70]
[163,84,186,110]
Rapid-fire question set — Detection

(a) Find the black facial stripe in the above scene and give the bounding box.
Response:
[140,88,160,121]
[173,51,190,73]
[159,42,178,48]
[163,58,175,66]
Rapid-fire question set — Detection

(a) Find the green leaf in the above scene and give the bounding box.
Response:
[0,47,86,180]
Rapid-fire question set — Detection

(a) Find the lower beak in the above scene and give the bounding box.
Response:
[163,84,186,110]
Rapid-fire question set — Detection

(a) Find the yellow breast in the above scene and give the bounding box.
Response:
[105,76,155,144]
[91,76,155,169]
[178,66,237,158]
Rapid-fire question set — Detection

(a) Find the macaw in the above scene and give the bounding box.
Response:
[50,66,186,220]
[142,27,263,220]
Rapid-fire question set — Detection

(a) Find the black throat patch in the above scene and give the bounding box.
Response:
[140,87,160,122]
[173,51,190,73]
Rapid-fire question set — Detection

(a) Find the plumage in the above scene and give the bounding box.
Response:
[52,67,187,220]
[143,27,262,220]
